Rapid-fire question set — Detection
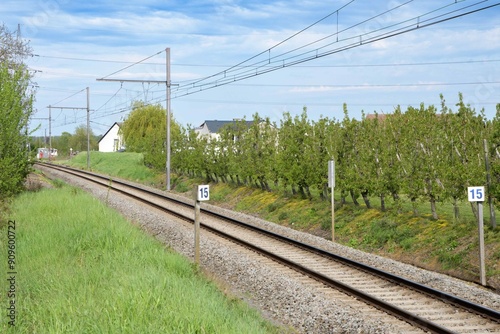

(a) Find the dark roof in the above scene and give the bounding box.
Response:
[201,120,254,133]
[365,113,389,121]
[98,122,122,144]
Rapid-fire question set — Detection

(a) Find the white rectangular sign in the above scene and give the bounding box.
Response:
[197,185,210,201]
[468,186,485,202]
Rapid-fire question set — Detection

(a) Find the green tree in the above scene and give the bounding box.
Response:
[122,101,181,171]
[277,110,313,197]
[0,25,34,198]
[69,125,97,152]
[52,131,72,157]
[337,105,362,205]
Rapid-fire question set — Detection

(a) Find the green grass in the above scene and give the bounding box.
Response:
[62,151,160,185]
[0,186,279,333]
[198,181,500,288]
[48,152,500,288]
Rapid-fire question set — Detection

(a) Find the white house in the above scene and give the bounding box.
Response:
[98,122,124,152]
[194,120,254,141]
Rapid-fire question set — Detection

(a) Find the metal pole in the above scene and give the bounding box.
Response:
[478,202,486,286]
[166,48,171,191]
[86,87,90,169]
[48,105,52,161]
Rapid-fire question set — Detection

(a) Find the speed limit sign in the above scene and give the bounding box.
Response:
[197,185,210,201]
[468,186,484,202]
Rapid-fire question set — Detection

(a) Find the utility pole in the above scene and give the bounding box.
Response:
[166,48,172,191]
[97,48,177,191]
[49,87,91,169]
[86,87,90,169]
[48,105,52,161]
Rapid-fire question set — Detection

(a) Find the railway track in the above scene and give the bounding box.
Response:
[37,162,500,333]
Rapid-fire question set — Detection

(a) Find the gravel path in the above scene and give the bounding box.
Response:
[36,166,500,333]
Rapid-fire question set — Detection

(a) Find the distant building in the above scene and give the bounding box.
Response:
[98,122,124,152]
[194,120,254,141]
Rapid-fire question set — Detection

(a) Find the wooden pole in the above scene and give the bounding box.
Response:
[483,139,497,229]
[478,202,486,286]
[331,186,335,242]
[194,186,200,264]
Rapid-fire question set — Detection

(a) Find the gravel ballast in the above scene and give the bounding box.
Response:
[36,166,500,333]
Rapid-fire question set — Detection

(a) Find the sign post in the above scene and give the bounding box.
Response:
[468,186,486,286]
[328,160,335,242]
[194,185,209,264]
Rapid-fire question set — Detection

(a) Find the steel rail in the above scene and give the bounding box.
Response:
[37,162,500,332]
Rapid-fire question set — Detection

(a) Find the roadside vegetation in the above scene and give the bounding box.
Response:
[62,151,500,290]
[0,184,281,333]
[64,151,160,184]
[0,24,34,199]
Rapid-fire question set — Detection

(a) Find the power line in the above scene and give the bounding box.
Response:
[50,88,86,107]
[228,81,500,88]
[79,80,499,120]
[95,84,123,111]
[32,54,500,68]
[171,1,499,98]
[100,50,164,79]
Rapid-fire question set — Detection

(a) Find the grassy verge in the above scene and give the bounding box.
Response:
[54,152,500,289]
[62,151,162,185]
[0,185,279,333]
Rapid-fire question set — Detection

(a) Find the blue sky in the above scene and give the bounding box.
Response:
[1,0,499,136]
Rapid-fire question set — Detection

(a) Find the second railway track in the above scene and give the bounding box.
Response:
[37,162,500,333]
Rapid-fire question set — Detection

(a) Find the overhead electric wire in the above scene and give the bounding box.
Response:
[49,87,86,107]
[83,1,498,127]
[181,1,482,87]
[32,54,500,69]
[228,81,500,88]
[170,1,499,98]
[177,0,416,88]
[99,49,164,79]
[95,84,123,112]
[184,0,361,87]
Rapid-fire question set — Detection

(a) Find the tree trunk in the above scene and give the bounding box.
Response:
[298,186,306,198]
[411,197,418,216]
[380,193,386,212]
[470,202,478,222]
[453,197,460,220]
[426,178,438,219]
[322,183,329,201]
[265,181,271,192]
[305,185,312,199]
[430,196,438,220]
[259,178,266,191]
[340,190,347,206]
[483,139,497,228]
[361,190,371,208]
[350,190,359,206]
